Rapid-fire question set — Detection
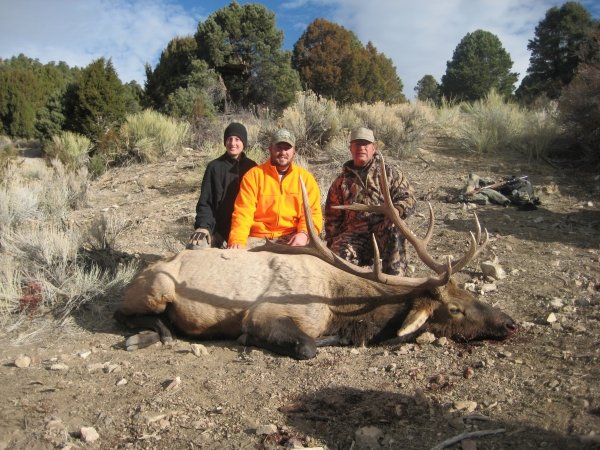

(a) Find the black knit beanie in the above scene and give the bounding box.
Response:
[223,122,247,149]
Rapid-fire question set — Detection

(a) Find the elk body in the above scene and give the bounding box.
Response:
[116,157,517,359]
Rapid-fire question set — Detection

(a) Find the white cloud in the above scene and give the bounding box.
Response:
[0,0,199,84]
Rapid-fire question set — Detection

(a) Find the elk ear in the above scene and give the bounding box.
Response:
[397,307,431,336]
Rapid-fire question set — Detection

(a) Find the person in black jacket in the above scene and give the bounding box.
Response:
[188,122,257,249]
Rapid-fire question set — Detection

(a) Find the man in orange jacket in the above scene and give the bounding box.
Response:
[228,129,322,249]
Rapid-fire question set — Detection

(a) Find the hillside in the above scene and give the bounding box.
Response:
[0,146,598,449]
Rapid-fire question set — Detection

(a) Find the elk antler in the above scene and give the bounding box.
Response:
[337,156,489,275]
[253,166,453,289]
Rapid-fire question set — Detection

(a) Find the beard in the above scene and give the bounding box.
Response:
[271,154,293,170]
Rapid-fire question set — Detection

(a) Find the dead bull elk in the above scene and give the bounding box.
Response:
[115,156,517,359]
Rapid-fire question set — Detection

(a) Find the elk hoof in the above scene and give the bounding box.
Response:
[294,340,317,360]
[125,330,161,351]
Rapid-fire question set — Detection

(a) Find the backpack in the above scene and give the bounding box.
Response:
[498,176,540,210]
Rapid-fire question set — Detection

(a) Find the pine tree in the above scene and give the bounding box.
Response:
[516,2,595,103]
[195,2,300,110]
[441,30,518,102]
[64,58,126,140]
[293,19,404,103]
[415,75,440,103]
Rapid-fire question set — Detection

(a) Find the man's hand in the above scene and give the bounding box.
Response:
[227,243,244,249]
[288,231,309,247]
[188,228,211,248]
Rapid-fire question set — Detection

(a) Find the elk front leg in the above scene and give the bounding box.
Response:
[114,311,175,351]
[238,315,317,360]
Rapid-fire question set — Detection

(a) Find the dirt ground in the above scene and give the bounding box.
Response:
[0,145,599,450]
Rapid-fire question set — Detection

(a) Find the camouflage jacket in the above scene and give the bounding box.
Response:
[324,153,416,244]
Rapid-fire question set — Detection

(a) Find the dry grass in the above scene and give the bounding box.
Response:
[0,159,139,336]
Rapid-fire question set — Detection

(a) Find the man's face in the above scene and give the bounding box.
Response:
[225,135,244,159]
[269,142,295,170]
[350,139,375,167]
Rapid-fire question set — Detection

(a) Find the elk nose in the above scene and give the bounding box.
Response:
[505,319,518,335]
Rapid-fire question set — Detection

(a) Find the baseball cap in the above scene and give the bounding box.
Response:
[271,129,295,146]
[350,127,375,143]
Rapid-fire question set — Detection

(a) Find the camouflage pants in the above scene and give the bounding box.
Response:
[329,219,408,275]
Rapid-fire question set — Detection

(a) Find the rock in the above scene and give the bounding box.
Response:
[176,214,195,225]
[256,424,277,435]
[355,425,383,449]
[14,355,31,368]
[447,416,464,430]
[480,283,497,293]
[78,350,92,359]
[104,363,121,373]
[480,260,506,280]
[463,367,475,379]
[546,313,557,323]
[49,363,69,371]
[430,373,446,385]
[191,343,209,357]
[385,363,397,372]
[116,378,127,386]
[80,426,99,442]
[453,400,477,412]
[163,376,181,390]
[394,345,410,355]
[464,282,478,293]
[435,337,448,347]
[549,298,564,309]
[416,332,435,345]
[87,362,107,372]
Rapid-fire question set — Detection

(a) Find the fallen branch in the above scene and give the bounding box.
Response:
[430,428,506,450]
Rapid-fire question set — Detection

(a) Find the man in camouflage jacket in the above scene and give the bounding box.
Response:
[324,127,416,275]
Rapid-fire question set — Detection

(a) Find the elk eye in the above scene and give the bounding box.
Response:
[448,305,462,316]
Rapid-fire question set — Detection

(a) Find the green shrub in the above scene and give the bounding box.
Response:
[120,110,191,162]
[514,107,561,161]
[558,59,600,163]
[279,91,341,158]
[452,90,521,154]
[0,159,88,232]
[0,137,18,177]
[44,131,92,170]
[349,101,435,158]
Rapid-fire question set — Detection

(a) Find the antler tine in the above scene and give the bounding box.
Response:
[255,178,449,289]
[333,155,487,275]
[448,213,490,273]
[333,156,449,274]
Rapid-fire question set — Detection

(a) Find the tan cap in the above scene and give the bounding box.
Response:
[350,127,375,143]
[271,129,295,146]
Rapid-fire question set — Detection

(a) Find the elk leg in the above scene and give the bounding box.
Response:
[113,311,175,351]
[314,335,351,347]
[239,316,317,360]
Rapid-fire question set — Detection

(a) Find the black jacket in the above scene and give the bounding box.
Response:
[194,152,257,240]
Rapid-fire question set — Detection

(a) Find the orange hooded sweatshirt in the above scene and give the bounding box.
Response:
[228,161,322,246]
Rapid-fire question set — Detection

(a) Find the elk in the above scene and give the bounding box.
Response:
[115,157,517,359]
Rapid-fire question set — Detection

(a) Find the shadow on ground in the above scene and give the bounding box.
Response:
[282,386,596,450]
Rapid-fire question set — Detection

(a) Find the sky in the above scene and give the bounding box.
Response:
[1,0,599,99]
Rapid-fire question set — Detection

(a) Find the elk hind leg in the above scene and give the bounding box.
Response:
[114,311,175,351]
[239,316,317,360]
